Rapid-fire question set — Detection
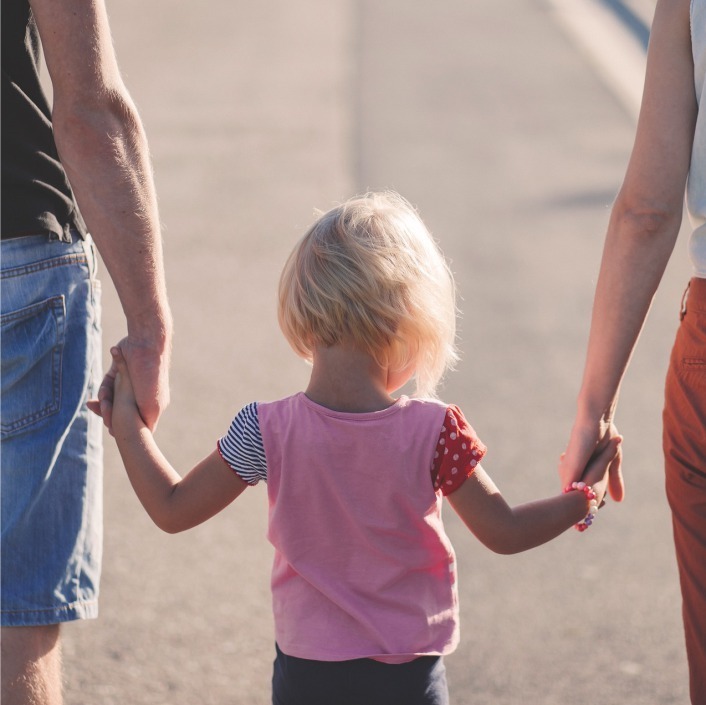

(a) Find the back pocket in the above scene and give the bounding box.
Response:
[1,296,66,438]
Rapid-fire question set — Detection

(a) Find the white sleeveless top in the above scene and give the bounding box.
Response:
[688,0,706,276]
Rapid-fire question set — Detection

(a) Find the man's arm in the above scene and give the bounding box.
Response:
[30,0,172,429]
[559,0,697,498]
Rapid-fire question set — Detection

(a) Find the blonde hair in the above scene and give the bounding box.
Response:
[278,191,458,398]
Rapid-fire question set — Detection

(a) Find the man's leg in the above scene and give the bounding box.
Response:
[1,236,103,705]
[1,625,62,705]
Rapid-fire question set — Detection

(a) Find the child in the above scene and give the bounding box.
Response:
[104,192,619,705]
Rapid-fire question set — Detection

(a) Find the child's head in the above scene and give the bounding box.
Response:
[278,191,458,398]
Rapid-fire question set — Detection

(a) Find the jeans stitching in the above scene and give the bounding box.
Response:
[0,252,88,280]
[0,297,66,436]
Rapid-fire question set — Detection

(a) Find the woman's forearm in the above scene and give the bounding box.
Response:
[576,199,680,424]
[575,0,696,426]
[559,0,695,494]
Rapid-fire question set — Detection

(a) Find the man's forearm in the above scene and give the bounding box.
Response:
[53,91,171,346]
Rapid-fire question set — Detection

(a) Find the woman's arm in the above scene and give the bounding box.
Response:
[559,0,697,499]
[448,439,618,554]
[110,349,248,534]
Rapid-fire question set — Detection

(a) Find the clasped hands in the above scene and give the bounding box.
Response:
[87,337,170,433]
[559,418,625,511]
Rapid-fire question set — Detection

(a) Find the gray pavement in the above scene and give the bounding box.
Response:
[63,0,690,702]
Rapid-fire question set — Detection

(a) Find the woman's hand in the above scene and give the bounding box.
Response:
[559,419,625,502]
[578,434,623,507]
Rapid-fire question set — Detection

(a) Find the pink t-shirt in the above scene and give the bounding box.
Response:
[224,393,486,664]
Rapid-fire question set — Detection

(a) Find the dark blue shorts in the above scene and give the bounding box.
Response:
[272,644,449,705]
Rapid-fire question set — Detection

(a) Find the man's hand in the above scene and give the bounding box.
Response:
[88,336,170,432]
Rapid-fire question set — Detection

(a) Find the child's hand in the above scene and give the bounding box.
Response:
[559,421,624,502]
[577,435,623,506]
[110,347,146,435]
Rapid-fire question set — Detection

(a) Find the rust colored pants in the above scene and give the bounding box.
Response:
[663,277,706,705]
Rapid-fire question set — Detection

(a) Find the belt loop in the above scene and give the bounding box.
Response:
[61,222,75,243]
[82,234,98,278]
[679,279,691,321]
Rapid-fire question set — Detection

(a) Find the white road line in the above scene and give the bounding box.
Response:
[546,0,649,121]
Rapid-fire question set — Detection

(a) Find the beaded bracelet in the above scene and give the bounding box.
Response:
[563,481,600,532]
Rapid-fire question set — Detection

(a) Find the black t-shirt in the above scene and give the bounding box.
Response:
[1,1,86,240]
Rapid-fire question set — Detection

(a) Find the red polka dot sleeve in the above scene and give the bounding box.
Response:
[431,405,487,495]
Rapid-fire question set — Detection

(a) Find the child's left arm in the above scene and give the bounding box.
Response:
[108,348,248,533]
[447,437,619,554]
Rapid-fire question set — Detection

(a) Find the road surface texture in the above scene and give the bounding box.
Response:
[61,0,690,702]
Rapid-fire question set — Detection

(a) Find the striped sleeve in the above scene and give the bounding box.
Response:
[217,402,268,485]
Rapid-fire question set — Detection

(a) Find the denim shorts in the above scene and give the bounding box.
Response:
[1,232,103,626]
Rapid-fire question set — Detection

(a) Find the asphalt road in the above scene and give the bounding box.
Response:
[62,0,691,702]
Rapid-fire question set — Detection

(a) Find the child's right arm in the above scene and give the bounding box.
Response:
[446,438,619,554]
[108,348,249,534]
